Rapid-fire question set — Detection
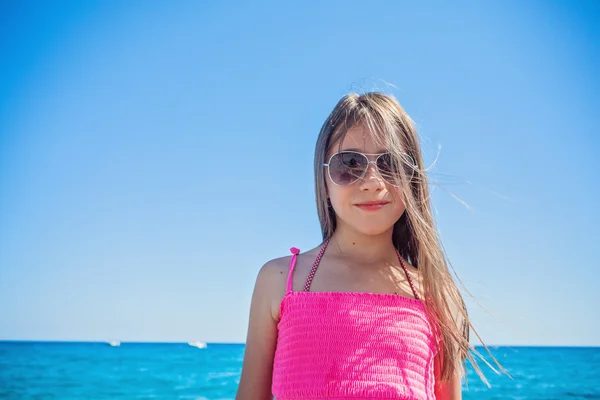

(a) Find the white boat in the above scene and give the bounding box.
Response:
[108,340,121,347]
[187,341,207,349]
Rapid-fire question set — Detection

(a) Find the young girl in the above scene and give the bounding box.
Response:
[236,92,489,399]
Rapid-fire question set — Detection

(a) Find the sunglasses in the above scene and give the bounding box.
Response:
[323,151,416,186]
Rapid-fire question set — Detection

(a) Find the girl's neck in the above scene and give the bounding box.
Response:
[328,224,396,266]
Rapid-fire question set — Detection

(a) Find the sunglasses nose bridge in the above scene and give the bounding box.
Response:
[363,159,384,180]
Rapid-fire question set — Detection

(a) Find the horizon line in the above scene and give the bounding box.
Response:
[0,339,598,348]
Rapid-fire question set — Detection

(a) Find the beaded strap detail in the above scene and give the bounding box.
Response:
[396,249,420,300]
[303,239,329,292]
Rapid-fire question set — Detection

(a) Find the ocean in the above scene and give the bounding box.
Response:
[0,342,598,399]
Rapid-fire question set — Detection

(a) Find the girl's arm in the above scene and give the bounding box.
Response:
[235,261,282,400]
[433,300,467,400]
[433,355,463,400]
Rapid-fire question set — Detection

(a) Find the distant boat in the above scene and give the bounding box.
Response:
[108,340,121,347]
[188,341,207,349]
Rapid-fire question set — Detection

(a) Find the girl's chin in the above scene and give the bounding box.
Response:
[350,225,394,236]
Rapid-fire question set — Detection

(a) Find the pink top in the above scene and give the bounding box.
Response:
[271,240,440,400]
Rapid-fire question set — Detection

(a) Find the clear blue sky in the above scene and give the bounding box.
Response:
[0,1,598,346]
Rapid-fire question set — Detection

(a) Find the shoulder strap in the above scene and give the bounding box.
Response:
[286,247,301,293]
[396,249,420,300]
[303,239,329,292]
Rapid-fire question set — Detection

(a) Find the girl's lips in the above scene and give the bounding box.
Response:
[354,202,389,211]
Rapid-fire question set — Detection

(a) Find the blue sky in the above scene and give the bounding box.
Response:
[0,1,598,346]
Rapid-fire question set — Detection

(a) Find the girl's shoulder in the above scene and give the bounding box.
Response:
[261,246,321,274]
[257,246,321,321]
[260,247,321,287]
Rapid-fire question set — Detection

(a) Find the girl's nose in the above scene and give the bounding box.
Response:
[359,162,385,191]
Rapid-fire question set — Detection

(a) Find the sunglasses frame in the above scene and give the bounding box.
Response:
[323,151,416,187]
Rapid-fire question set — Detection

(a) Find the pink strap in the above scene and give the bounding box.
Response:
[286,247,301,293]
[304,239,329,292]
[396,249,420,300]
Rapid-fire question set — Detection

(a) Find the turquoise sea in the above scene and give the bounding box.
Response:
[0,342,598,399]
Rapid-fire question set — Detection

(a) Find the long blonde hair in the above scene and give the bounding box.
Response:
[313,92,504,384]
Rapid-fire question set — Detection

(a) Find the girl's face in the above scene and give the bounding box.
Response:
[326,124,407,236]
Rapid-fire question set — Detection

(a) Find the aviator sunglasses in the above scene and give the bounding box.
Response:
[323,151,417,187]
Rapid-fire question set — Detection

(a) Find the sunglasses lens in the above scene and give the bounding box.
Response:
[329,152,368,185]
[377,153,416,185]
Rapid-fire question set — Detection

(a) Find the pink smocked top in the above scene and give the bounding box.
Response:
[271,240,440,400]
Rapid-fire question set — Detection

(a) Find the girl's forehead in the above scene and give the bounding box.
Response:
[330,124,385,154]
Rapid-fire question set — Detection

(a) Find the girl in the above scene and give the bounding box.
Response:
[236,92,492,399]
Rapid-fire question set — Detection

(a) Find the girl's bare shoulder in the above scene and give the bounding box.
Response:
[261,246,321,278]
[259,246,321,320]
